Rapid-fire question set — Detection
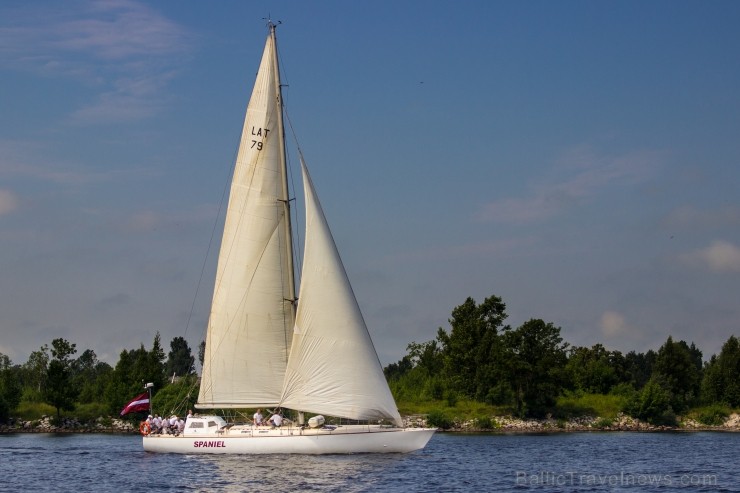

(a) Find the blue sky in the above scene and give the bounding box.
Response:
[1,0,739,367]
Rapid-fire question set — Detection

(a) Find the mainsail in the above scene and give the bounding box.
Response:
[197,30,295,408]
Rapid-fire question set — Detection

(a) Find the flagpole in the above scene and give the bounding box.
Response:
[145,382,154,416]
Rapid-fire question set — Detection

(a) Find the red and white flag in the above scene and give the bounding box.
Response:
[120,392,150,416]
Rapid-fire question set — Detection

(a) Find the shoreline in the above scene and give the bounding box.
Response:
[2,413,739,435]
[403,412,740,434]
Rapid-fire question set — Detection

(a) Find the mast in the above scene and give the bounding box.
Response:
[269,20,298,345]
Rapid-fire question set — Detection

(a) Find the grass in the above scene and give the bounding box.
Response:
[398,398,510,421]
[555,393,627,420]
[594,417,615,428]
[75,402,110,424]
[398,397,515,429]
[15,401,57,420]
[397,392,631,427]
[687,404,732,426]
[13,401,109,423]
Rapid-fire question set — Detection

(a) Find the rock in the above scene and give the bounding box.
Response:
[724,413,740,429]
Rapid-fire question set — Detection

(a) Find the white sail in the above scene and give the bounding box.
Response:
[279,161,403,427]
[197,32,294,408]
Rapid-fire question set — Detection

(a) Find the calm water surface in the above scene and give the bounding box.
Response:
[0,432,737,492]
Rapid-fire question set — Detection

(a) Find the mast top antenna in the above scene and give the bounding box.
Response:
[264,17,282,30]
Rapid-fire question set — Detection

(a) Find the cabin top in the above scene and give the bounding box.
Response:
[183,415,227,435]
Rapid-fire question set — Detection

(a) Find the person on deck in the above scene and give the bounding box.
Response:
[270,411,283,428]
[253,409,264,426]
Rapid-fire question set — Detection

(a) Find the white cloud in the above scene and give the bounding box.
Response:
[477,147,662,223]
[477,195,568,223]
[0,344,17,362]
[0,189,19,215]
[684,240,740,273]
[0,0,191,124]
[0,139,160,186]
[599,310,643,341]
[54,0,189,61]
[601,311,627,337]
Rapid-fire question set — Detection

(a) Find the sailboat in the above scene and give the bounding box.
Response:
[142,22,435,454]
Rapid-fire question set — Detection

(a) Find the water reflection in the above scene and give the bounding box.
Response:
[179,451,411,492]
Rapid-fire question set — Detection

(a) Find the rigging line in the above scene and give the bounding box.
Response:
[281,154,302,301]
[282,107,304,281]
[276,195,295,360]
[182,160,232,342]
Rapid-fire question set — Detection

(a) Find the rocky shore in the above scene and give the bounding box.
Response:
[404,412,740,433]
[3,413,739,434]
[0,415,136,433]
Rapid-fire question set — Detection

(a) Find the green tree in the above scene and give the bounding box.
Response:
[653,336,702,413]
[151,374,199,418]
[72,349,113,404]
[702,335,740,406]
[566,344,625,394]
[20,345,49,401]
[105,333,166,414]
[151,332,166,380]
[624,350,656,390]
[165,337,195,378]
[0,353,21,421]
[43,338,80,418]
[501,319,569,417]
[407,340,444,376]
[436,296,508,400]
[626,375,676,425]
[385,340,446,402]
[383,354,413,382]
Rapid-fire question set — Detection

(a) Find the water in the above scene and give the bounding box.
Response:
[0,432,738,492]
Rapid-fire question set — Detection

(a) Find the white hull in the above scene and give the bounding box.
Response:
[143,425,435,454]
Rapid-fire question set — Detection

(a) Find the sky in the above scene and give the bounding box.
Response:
[1,0,740,369]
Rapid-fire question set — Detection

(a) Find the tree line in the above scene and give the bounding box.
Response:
[1,294,738,426]
[384,295,740,424]
[0,333,199,423]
